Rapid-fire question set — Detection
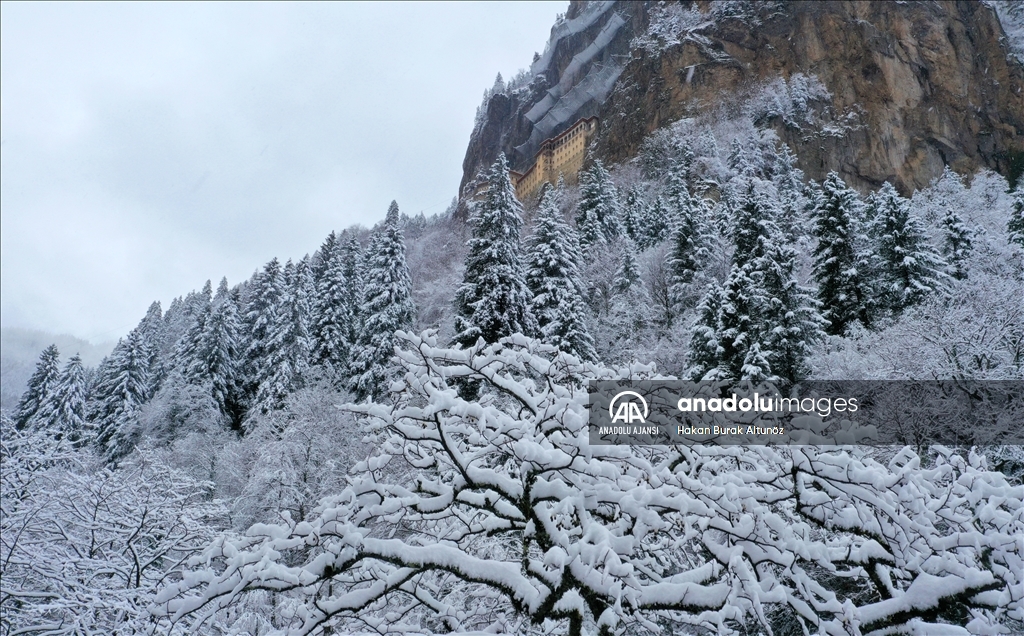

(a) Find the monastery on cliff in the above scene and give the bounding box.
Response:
[509,116,598,202]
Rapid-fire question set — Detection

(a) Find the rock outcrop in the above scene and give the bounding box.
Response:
[460,0,1024,197]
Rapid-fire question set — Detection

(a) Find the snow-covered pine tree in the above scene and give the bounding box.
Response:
[812,172,872,335]
[135,301,166,396]
[613,238,642,293]
[172,303,210,386]
[34,354,88,443]
[941,205,974,280]
[252,258,313,414]
[620,186,649,246]
[730,178,781,268]
[869,182,949,312]
[603,239,654,359]
[200,282,243,426]
[14,344,61,429]
[313,231,354,375]
[350,201,415,400]
[688,282,726,381]
[340,231,365,344]
[453,154,536,349]
[756,239,825,384]
[92,329,152,461]
[715,264,765,381]
[639,195,671,249]
[1009,191,1024,248]
[525,189,596,361]
[666,172,707,314]
[241,258,285,408]
[575,160,622,247]
[312,230,338,285]
[771,144,809,234]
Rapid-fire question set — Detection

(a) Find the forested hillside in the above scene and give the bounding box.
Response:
[3,1,1024,635]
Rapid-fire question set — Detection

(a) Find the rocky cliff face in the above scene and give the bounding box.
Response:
[461,0,1024,197]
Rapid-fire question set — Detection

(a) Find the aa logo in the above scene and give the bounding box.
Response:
[609,391,649,424]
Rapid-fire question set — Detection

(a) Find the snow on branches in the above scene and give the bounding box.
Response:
[152,332,1022,636]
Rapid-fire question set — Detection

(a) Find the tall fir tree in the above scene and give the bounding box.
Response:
[339,231,365,346]
[1009,192,1024,249]
[605,239,654,356]
[620,186,649,246]
[575,160,622,247]
[242,258,285,408]
[15,344,61,429]
[92,330,151,461]
[715,264,765,381]
[730,179,781,268]
[350,201,415,400]
[313,233,355,375]
[869,182,948,312]
[812,172,872,335]
[204,286,243,427]
[453,154,537,348]
[666,174,708,314]
[34,354,88,443]
[525,190,596,361]
[756,239,825,384]
[688,283,726,381]
[613,238,643,293]
[252,259,313,413]
[941,206,974,280]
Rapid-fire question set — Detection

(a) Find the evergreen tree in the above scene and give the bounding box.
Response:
[93,330,151,461]
[575,160,622,247]
[314,232,355,374]
[15,344,61,429]
[715,264,763,381]
[639,196,671,249]
[941,206,974,280]
[350,201,415,400]
[1009,192,1024,249]
[812,172,871,335]
[525,190,596,361]
[730,179,781,268]
[453,155,537,349]
[204,287,243,426]
[666,175,708,313]
[253,259,313,413]
[756,240,825,384]
[34,354,88,443]
[771,144,809,233]
[313,231,339,284]
[340,232,365,345]
[620,186,649,245]
[688,283,726,381]
[242,258,285,407]
[869,182,949,312]
[135,301,165,395]
[604,240,654,358]
[613,239,642,293]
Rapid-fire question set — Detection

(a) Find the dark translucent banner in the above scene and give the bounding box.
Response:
[587,381,1024,446]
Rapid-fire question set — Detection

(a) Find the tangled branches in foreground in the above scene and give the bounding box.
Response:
[151,332,1022,635]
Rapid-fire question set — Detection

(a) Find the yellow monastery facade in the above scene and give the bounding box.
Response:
[510,116,598,202]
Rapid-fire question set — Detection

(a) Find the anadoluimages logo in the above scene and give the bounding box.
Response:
[609,390,649,424]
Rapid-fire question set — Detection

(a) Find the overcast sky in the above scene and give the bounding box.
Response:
[1,1,565,344]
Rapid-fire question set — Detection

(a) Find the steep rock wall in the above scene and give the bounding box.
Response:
[461,0,1024,197]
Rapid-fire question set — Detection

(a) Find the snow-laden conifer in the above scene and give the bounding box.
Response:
[620,185,649,245]
[313,231,354,374]
[941,205,974,280]
[869,182,949,312]
[666,173,708,312]
[453,154,536,348]
[688,282,726,381]
[15,344,61,429]
[92,329,152,460]
[1009,191,1024,248]
[525,189,596,361]
[575,160,622,247]
[34,354,88,442]
[241,258,285,408]
[253,258,313,413]
[812,172,871,335]
[350,201,415,400]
